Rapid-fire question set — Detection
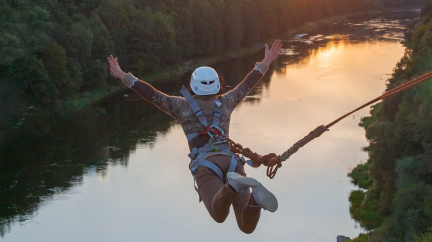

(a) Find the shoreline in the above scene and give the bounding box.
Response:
[63,6,422,114]
[135,7,423,84]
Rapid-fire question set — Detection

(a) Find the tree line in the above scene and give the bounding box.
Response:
[0,0,424,107]
[348,1,432,241]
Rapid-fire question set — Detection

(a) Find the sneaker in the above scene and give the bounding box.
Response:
[252,183,278,212]
[227,172,259,193]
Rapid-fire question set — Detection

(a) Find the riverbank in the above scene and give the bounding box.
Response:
[62,6,422,115]
[345,3,432,241]
[127,6,423,84]
[287,6,421,35]
[115,5,422,85]
[0,9,420,240]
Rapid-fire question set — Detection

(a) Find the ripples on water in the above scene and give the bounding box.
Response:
[0,10,419,242]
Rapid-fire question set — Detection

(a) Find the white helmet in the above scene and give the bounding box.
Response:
[190,66,220,95]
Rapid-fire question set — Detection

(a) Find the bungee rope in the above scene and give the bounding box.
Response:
[223,70,432,179]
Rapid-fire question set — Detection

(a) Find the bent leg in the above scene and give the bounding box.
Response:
[232,193,261,234]
[231,166,261,233]
[195,155,237,223]
[195,154,263,231]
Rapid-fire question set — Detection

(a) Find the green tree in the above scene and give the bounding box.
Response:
[41,41,75,97]
[222,0,243,50]
[172,7,194,57]
[89,14,114,60]
[26,56,59,104]
[240,0,261,46]
[67,22,94,65]
[349,3,432,239]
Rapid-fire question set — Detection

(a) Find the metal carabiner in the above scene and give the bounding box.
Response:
[208,125,228,144]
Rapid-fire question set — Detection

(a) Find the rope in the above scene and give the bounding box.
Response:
[325,70,432,129]
[227,70,432,179]
[227,138,282,179]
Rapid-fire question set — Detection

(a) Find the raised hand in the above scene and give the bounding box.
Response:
[262,40,283,67]
[107,55,127,81]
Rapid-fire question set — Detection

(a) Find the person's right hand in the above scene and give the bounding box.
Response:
[108,55,127,81]
[261,40,282,67]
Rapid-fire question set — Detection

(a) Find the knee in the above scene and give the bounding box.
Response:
[214,218,226,223]
[240,226,256,234]
[211,213,228,223]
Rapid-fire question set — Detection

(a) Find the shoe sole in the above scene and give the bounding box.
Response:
[227,172,259,188]
[252,183,278,212]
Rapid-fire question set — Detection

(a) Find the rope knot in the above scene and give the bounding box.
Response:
[264,154,282,179]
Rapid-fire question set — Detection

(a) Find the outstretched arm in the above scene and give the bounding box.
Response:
[222,40,282,109]
[107,55,184,119]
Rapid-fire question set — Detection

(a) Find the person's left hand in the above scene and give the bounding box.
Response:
[262,40,282,67]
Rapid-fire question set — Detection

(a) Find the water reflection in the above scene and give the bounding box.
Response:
[0,9,419,240]
[0,93,175,236]
[274,10,418,71]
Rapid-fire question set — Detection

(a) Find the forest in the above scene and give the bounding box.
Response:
[348,1,432,241]
[0,0,424,110]
[0,0,430,239]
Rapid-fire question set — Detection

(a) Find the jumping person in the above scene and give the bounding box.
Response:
[108,40,282,234]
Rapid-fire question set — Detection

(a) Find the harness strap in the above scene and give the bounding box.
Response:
[181,85,241,201]
[189,142,231,159]
[200,160,224,180]
[228,155,238,173]
[213,99,222,127]
[186,128,228,142]
[186,133,199,141]
[193,154,239,180]
[190,151,239,202]
[181,86,225,141]
[180,86,208,127]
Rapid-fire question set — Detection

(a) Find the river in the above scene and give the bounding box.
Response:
[0,9,420,242]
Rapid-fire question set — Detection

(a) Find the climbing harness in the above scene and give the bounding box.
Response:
[222,70,432,179]
[180,86,244,200]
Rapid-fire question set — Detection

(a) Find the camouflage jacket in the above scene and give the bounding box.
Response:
[124,63,267,151]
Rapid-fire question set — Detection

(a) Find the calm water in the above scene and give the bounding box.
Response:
[0,10,419,242]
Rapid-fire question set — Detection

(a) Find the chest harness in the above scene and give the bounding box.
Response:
[180,86,245,200]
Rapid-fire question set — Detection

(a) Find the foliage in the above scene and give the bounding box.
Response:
[348,233,370,242]
[348,0,432,240]
[413,230,432,242]
[0,0,424,109]
[0,0,427,237]
[349,188,384,230]
[348,163,373,189]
